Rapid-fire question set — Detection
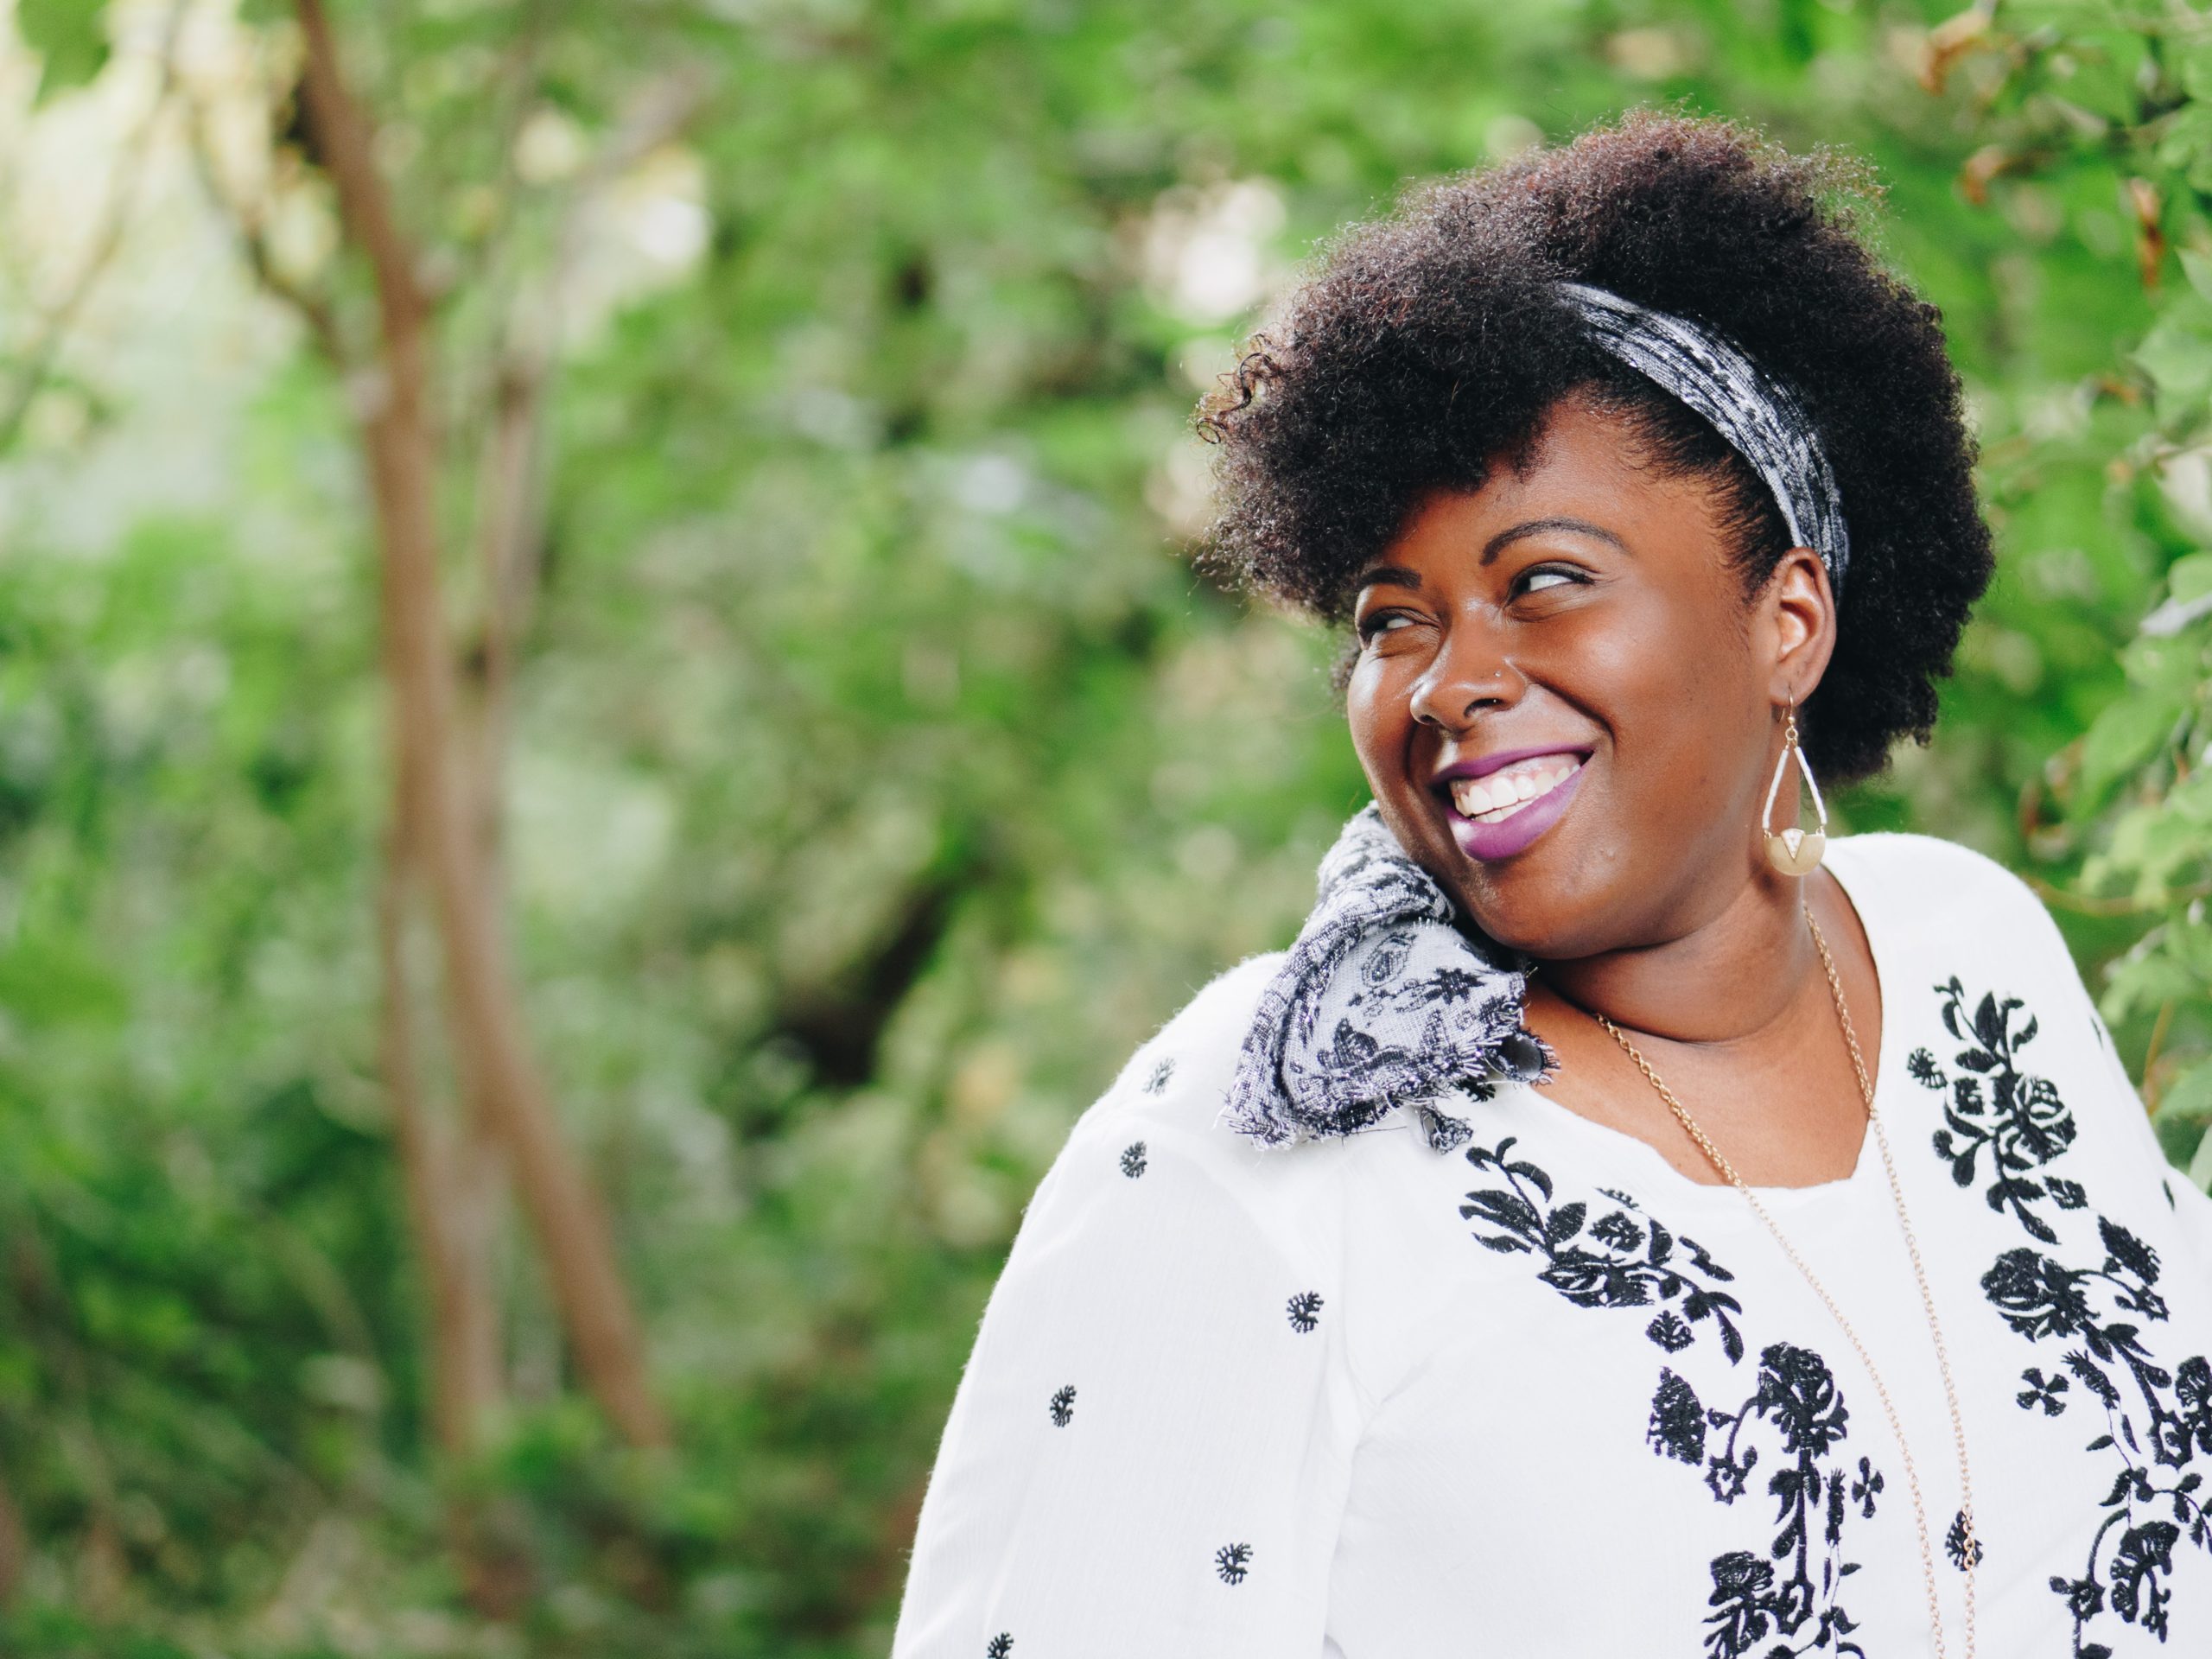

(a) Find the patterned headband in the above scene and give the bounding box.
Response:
[1557,282,1850,596]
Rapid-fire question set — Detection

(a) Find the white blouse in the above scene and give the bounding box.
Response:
[892,833,2212,1657]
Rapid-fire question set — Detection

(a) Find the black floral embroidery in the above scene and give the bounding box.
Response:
[986,1637,1013,1659]
[1048,1384,1075,1427]
[1214,1542,1252,1585]
[1916,974,2212,1656]
[1981,1230,2180,1451]
[1649,1369,1707,1464]
[1947,1509,1985,1570]
[1910,980,2077,1243]
[2019,1366,2072,1415]
[1286,1291,1324,1334]
[1664,1346,1869,1658]
[1593,1211,1645,1251]
[1120,1141,1147,1179]
[1978,1224,2212,1651]
[2111,1521,2181,1634]
[1704,1552,1784,1658]
[1468,1137,1873,1656]
[1850,1457,1883,1518]
[1145,1057,1174,1095]
[1462,1136,1745,1362]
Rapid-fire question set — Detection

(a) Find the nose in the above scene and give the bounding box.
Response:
[1408,613,1522,734]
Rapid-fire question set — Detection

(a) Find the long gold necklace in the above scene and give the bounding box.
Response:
[1592,902,1977,1659]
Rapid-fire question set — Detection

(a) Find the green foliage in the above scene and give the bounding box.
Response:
[1918,0,2212,1178]
[0,0,2204,1654]
[15,0,108,105]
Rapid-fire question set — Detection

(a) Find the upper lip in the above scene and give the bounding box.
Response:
[1429,744,1594,791]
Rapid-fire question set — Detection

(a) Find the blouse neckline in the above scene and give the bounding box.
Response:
[1491,835,1904,1215]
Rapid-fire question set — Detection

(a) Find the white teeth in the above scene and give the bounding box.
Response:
[1446,754,1583,823]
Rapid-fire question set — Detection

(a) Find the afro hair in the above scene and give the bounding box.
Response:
[1196,111,1993,785]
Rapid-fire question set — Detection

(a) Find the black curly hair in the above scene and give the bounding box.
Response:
[1195,111,1992,785]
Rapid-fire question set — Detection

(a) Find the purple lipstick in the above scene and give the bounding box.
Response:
[1434,747,1592,862]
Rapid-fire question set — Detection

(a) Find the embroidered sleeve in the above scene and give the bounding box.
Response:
[892,1088,1355,1656]
[1966,837,2212,1268]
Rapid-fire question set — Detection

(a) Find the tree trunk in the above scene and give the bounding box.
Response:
[296,0,667,1449]
[378,834,504,1459]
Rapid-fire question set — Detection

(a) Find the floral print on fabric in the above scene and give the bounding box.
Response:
[1912,975,2212,1655]
[1916,978,2080,1243]
[1461,1136,1877,1656]
[1223,805,1550,1153]
[1654,1347,1874,1657]
[1461,1137,1746,1362]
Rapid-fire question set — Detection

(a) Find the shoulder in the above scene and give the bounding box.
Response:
[1826,828,2034,903]
[1830,831,2117,1084]
[1826,830,2068,966]
[1077,950,1285,1141]
[1061,946,1292,1167]
[1020,948,1354,1264]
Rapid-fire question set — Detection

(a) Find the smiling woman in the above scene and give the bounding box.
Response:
[890,115,2212,1658]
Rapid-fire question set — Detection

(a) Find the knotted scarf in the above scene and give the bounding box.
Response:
[1221,804,1552,1152]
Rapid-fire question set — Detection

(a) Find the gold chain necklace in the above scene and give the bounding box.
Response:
[1591,901,1976,1659]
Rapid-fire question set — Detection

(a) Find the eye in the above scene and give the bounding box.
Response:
[1356,609,1415,644]
[1513,563,1587,598]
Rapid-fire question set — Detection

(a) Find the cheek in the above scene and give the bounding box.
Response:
[1344,645,1437,784]
[1343,652,1399,755]
[1571,602,1756,803]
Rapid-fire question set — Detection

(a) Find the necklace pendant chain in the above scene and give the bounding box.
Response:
[1593,900,1976,1658]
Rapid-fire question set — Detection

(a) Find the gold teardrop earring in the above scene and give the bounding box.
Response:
[1762,703,1828,876]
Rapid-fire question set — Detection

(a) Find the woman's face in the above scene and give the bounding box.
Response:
[1346,390,1833,961]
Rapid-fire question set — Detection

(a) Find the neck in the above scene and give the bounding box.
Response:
[1533,869,1817,1050]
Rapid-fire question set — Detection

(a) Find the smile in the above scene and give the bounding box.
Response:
[1446,753,1586,824]
[1434,748,1592,861]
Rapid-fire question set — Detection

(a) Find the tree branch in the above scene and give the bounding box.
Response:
[296,0,667,1448]
[179,84,348,367]
[0,0,190,452]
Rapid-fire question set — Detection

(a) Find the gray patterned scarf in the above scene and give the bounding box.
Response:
[1221,804,1550,1153]
[1222,283,1847,1152]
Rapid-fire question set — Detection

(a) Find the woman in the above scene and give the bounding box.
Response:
[892,114,2212,1656]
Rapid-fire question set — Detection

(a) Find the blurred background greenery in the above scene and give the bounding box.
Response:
[2,0,2211,1653]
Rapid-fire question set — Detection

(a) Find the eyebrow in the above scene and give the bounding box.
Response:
[1353,563,1423,594]
[1480,515,1627,564]
[1353,516,1630,595]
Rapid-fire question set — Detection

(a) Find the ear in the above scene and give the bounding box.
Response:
[1758,547,1836,706]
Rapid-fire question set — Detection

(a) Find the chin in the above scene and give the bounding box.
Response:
[1420,812,1624,961]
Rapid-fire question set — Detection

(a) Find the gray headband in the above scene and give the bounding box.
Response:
[1557,282,1850,596]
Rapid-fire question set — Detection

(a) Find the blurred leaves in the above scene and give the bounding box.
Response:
[0,0,2205,1654]
[1935,0,2212,1173]
[16,0,110,105]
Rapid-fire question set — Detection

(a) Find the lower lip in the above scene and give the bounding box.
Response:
[1447,764,1587,861]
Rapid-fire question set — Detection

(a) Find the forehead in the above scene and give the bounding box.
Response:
[1362,395,1731,583]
